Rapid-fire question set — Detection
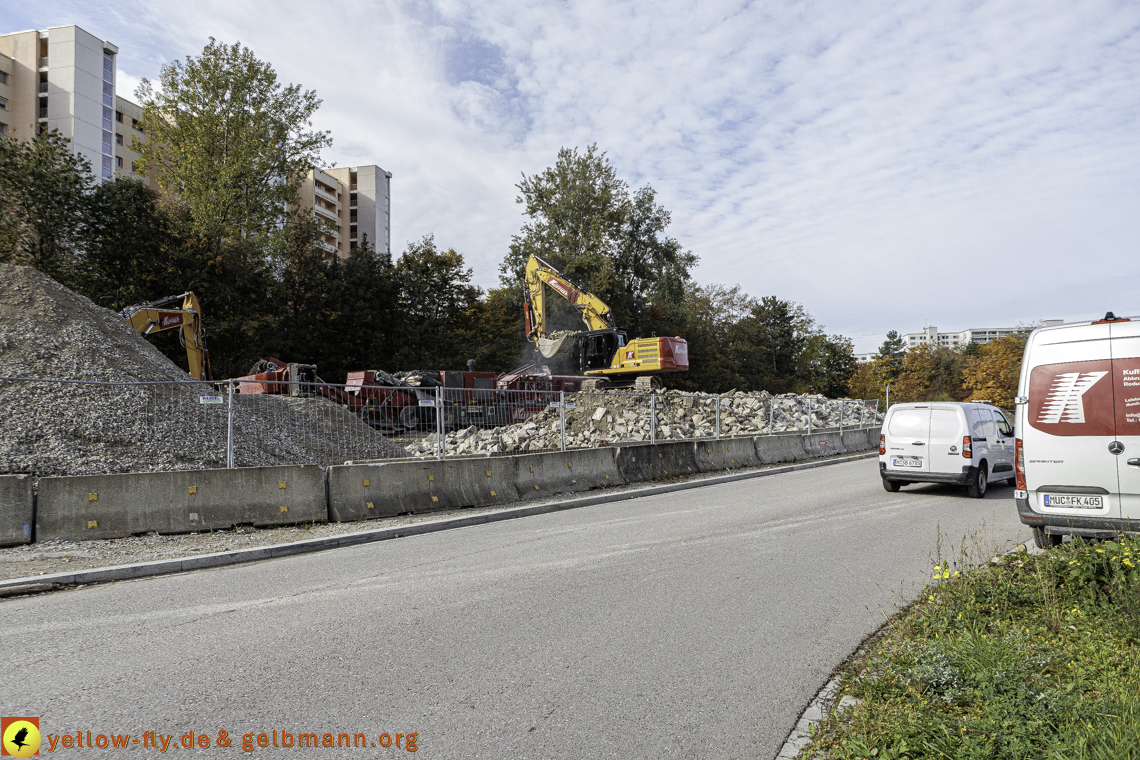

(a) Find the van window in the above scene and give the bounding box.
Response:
[930,409,962,441]
[887,409,929,438]
[994,412,1013,437]
[975,408,996,438]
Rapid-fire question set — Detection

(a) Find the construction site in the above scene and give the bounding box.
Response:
[0,261,882,478]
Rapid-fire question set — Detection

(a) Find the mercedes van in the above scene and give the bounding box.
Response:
[1013,313,1140,547]
[879,402,1015,497]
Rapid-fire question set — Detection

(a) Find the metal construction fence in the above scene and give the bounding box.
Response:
[0,376,883,475]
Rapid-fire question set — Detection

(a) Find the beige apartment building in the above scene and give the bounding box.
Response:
[297,165,392,259]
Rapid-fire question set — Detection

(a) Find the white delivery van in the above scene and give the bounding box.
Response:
[879,402,1015,497]
[1013,313,1140,547]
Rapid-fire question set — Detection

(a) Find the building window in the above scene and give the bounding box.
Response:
[102,130,113,154]
[0,123,6,135]
[131,161,138,174]
[0,96,7,111]
[102,106,113,131]
[115,156,123,168]
[103,81,113,106]
[101,154,112,179]
[131,118,142,132]
[116,111,123,123]
[102,51,114,84]
[0,71,7,85]
[115,132,123,145]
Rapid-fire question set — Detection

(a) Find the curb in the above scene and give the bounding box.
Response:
[777,538,1040,758]
[0,451,878,595]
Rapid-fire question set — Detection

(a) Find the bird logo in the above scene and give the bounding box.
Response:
[1,717,41,758]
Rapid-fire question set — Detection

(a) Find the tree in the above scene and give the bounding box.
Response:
[133,38,331,254]
[0,129,91,283]
[392,235,482,369]
[962,334,1027,407]
[501,145,697,339]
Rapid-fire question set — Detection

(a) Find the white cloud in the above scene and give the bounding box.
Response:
[12,0,1140,351]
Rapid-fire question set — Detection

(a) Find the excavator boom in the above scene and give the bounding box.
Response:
[524,255,616,358]
[121,292,212,381]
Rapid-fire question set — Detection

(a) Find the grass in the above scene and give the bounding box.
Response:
[807,533,1140,759]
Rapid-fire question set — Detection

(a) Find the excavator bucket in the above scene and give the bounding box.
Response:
[537,330,581,359]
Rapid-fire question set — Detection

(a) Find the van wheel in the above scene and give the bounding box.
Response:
[967,465,987,498]
[1032,527,1063,549]
[882,479,901,493]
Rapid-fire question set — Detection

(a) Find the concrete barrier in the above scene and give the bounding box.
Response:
[753,433,810,463]
[0,474,34,547]
[327,457,519,522]
[514,448,626,500]
[615,441,699,482]
[694,438,762,473]
[36,465,327,542]
[801,432,848,458]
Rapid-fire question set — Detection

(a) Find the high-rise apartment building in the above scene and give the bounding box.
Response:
[0,25,120,181]
[297,165,392,258]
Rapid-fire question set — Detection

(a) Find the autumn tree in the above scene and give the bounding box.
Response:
[961,334,1027,407]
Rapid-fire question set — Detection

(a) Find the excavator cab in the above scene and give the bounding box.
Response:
[581,329,627,371]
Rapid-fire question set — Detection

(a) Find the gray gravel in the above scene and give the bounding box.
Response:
[0,264,406,476]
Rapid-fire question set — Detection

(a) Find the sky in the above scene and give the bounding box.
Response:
[10,1,1140,352]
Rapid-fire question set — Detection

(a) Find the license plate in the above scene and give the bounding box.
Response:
[891,457,922,468]
[1043,494,1104,509]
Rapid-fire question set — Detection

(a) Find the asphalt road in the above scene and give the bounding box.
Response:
[1,459,1031,759]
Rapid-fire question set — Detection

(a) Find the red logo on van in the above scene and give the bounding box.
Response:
[1030,359,1140,436]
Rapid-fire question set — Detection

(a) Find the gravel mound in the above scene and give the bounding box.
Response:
[406,389,883,457]
[0,265,406,475]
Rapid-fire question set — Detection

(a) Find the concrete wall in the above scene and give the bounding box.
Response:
[0,475,34,547]
[514,447,626,499]
[694,439,761,472]
[327,457,519,522]
[615,441,699,482]
[37,465,326,542]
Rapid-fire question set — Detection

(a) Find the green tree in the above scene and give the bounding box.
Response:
[0,129,91,283]
[133,38,331,254]
[393,235,482,369]
[501,145,697,339]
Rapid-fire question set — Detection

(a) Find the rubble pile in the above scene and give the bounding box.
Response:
[405,389,882,458]
[0,265,405,476]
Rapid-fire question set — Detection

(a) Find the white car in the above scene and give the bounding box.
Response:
[1014,313,1140,547]
[879,402,1015,498]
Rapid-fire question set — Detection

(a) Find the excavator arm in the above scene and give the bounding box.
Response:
[121,292,213,381]
[524,255,616,357]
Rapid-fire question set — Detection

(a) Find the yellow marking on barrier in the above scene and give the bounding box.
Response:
[363,479,370,487]
[486,470,492,477]
[428,474,434,482]
[87,520,98,529]
[88,493,98,502]
[431,496,439,503]
[707,448,711,454]
[490,490,497,497]
[188,486,197,494]
[366,502,374,510]
[567,462,573,469]
[278,481,287,490]
[279,506,288,513]
[529,466,534,473]
[604,475,610,480]
[534,485,540,491]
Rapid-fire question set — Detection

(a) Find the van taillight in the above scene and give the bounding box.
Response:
[879,434,885,455]
[1015,438,1026,490]
[962,436,972,458]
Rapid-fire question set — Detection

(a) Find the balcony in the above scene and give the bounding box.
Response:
[39,57,48,70]
[38,107,48,119]
[314,183,338,204]
[313,202,339,223]
[316,239,339,255]
[39,83,48,94]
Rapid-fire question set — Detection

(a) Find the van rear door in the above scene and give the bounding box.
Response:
[884,406,930,475]
[1110,320,1140,521]
[927,406,965,476]
[1025,324,1118,519]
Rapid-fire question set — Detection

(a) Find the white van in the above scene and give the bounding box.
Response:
[1013,313,1140,547]
[879,402,1015,497]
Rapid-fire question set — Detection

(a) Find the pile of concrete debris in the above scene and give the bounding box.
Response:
[404,389,882,457]
[0,265,405,476]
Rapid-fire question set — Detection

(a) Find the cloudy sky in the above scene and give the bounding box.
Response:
[12,1,1140,352]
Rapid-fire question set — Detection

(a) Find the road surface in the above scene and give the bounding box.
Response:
[0,459,1030,759]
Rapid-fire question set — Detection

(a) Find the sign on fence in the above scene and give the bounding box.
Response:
[199,395,223,405]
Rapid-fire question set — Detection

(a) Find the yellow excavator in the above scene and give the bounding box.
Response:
[523,254,689,391]
[121,292,213,381]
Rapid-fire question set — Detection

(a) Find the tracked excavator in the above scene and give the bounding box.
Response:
[523,254,688,391]
[121,292,212,381]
